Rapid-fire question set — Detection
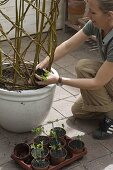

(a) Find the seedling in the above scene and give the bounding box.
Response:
[31,141,48,159]
[31,141,49,168]
[31,141,44,159]
[48,120,65,151]
[35,68,49,81]
[50,139,62,151]
[32,125,48,136]
[32,125,44,135]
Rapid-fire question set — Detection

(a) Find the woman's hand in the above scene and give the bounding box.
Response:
[36,56,49,70]
[35,71,59,86]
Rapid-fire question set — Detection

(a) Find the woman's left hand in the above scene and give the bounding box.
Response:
[35,72,59,86]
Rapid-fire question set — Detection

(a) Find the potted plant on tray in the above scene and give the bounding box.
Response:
[49,134,67,165]
[13,143,30,161]
[49,124,67,165]
[32,125,50,147]
[68,135,85,154]
[0,0,61,132]
[49,120,66,139]
[31,141,50,170]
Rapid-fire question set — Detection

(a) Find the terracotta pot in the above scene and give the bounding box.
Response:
[68,0,86,24]
[50,148,67,165]
[49,137,66,148]
[50,127,66,139]
[31,147,49,160]
[34,136,49,147]
[31,158,50,170]
[68,139,84,154]
[13,143,30,161]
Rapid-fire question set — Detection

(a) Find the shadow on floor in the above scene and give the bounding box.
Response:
[66,116,100,135]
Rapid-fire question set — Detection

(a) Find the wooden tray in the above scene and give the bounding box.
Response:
[11,136,87,170]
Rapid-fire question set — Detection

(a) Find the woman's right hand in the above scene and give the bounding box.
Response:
[29,56,49,85]
[36,56,49,70]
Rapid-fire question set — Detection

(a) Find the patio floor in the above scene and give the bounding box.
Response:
[0,29,113,170]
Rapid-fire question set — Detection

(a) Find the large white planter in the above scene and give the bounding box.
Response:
[0,68,58,133]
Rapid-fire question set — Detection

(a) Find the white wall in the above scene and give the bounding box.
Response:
[0,0,64,39]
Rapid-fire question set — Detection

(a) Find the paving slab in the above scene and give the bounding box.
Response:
[86,154,113,170]
[53,96,77,117]
[43,107,65,124]
[53,86,72,101]
[1,160,23,170]
[66,116,99,134]
[81,135,111,163]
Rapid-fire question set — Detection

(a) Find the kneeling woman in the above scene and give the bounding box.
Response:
[35,0,113,140]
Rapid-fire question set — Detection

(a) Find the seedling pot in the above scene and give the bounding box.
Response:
[50,148,67,165]
[14,143,30,161]
[34,136,49,147]
[31,158,50,170]
[68,139,85,154]
[31,147,49,160]
[49,137,66,148]
[50,127,66,139]
[35,68,46,76]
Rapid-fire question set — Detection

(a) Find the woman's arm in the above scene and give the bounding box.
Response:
[36,29,89,68]
[53,29,89,62]
[61,61,113,90]
[35,60,113,90]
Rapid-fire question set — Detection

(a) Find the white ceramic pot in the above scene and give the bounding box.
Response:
[0,68,58,133]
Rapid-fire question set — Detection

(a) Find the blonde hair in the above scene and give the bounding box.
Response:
[96,0,113,12]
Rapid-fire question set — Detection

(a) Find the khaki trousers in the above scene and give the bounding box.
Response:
[71,59,113,119]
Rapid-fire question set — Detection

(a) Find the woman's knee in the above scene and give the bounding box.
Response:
[71,96,83,114]
[75,59,100,78]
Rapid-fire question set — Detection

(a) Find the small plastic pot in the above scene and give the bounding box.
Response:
[50,148,67,165]
[13,143,30,161]
[49,137,66,148]
[68,139,84,154]
[31,147,49,159]
[31,158,50,170]
[35,68,46,77]
[50,127,66,139]
[34,136,49,147]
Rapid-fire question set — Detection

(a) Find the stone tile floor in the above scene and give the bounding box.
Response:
[0,30,113,170]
